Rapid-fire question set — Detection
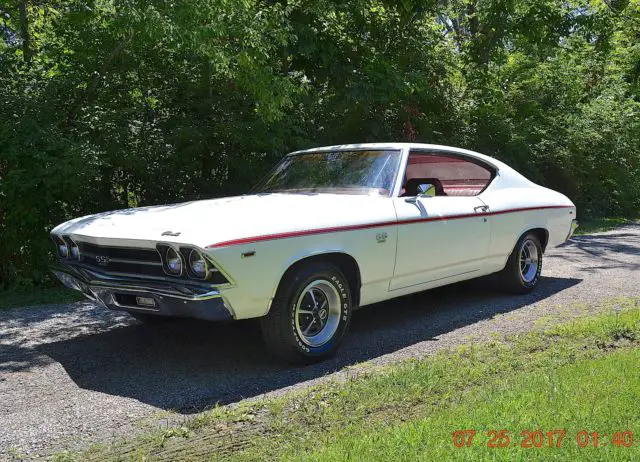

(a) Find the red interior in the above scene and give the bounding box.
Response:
[404,153,492,196]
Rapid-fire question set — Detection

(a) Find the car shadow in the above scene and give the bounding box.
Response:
[36,275,581,412]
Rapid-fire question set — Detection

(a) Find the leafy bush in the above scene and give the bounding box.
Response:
[1,0,638,287]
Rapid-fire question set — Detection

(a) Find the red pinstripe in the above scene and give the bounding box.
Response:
[206,205,573,249]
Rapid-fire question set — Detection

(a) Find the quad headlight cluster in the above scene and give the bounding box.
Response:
[157,245,218,281]
[53,235,80,260]
[51,235,227,284]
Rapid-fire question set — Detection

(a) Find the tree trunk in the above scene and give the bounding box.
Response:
[18,1,31,64]
[200,59,215,190]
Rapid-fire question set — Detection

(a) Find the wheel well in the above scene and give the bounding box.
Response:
[278,253,361,307]
[527,228,549,252]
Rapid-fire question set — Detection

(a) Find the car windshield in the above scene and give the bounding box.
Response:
[252,149,402,196]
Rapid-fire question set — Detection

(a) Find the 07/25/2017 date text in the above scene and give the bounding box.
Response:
[453,429,634,449]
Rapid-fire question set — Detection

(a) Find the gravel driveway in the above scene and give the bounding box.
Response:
[1,225,639,459]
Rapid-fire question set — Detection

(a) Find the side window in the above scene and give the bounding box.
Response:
[402,151,494,197]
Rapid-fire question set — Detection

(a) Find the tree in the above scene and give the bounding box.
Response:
[0,0,638,286]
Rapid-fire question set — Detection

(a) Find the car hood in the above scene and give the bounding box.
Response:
[52,193,396,249]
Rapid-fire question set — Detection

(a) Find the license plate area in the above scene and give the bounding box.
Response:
[113,293,158,311]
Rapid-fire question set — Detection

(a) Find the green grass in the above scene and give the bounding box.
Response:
[293,346,639,461]
[53,298,640,462]
[0,285,84,310]
[574,216,638,235]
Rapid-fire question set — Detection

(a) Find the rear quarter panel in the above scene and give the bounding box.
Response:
[480,184,576,272]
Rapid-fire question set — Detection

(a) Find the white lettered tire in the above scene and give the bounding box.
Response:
[261,262,352,364]
[500,232,543,294]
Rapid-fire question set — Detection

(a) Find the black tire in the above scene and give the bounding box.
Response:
[130,312,172,324]
[499,232,543,294]
[261,262,352,364]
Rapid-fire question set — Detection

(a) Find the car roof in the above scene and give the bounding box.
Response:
[289,142,504,171]
[290,142,410,154]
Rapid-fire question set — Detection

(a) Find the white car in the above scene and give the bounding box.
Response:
[51,143,578,362]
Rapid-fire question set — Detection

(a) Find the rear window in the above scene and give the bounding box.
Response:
[403,152,494,197]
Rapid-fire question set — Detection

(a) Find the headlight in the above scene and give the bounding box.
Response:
[53,236,68,258]
[67,238,80,260]
[188,249,207,279]
[165,247,182,275]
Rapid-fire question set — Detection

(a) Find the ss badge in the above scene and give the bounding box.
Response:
[95,255,110,266]
[376,232,388,243]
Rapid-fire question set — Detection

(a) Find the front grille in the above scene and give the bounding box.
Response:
[76,242,166,278]
[78,242,160,261]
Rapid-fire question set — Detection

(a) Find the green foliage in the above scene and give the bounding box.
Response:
[0,285,84,310]
[574,216,638,234]
[1,0,639,286]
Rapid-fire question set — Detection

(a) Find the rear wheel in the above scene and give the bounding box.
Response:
[499,232,543,294]
[261,262,352,364]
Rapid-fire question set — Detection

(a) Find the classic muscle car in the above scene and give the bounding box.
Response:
[51,143,578,362]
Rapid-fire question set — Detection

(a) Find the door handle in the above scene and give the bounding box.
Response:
[474,205,490,213]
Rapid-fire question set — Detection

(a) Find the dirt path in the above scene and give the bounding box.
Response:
[1,225,639,459]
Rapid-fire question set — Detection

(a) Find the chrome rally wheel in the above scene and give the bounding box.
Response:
[294,280,342,347]
[500,232,543,294]
[519,239,540,284]
[261,262,352,364]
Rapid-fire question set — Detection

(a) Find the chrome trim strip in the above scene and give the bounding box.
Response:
[67,234,159,249]
[392,146,411,197]
[92,283,222,301]
[389,269,480,292]
[52,264,223,301]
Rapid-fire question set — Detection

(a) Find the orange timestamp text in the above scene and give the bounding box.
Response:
[453,429,634,449]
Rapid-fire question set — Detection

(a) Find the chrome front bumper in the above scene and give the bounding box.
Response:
[51,264,233,321]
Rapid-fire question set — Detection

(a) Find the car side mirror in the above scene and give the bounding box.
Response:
[417,183,436,198]
[404,183,436,204]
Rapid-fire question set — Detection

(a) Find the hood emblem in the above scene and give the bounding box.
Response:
[161,231,181,237]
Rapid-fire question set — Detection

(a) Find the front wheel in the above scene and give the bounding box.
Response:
[499,232,543,294]
[261,262,352,364]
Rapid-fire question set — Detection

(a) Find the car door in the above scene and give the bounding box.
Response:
[390,150,494,291]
